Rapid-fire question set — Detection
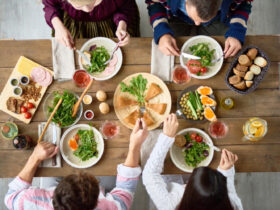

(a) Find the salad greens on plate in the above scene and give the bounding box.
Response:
[189,43,215,67]
[86,46,110,73]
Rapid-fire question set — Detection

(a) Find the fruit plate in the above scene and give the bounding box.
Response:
[225,45,271,95]
[60,124,104,169]
[180,35,224,79]
[170,128,214,173]
[176,85,216,122]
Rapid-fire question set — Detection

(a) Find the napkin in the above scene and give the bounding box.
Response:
[38,123,61,168]
[52,38,75,81]
[151,40,175,82]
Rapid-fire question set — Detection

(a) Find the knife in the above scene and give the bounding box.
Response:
[76,49,91,66]
[52,123,57,166]
[181,52,201,60]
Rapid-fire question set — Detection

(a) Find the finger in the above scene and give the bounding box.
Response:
[167,45,180,57]
[133,118,141,133]
[163,47,172,56]
[230,47,240,57]
[223,149,229,162]
[50,146,59,157]
[234,154,238,162]
[225,45,235,58]
[224,39,230,54]
[141,118,147,130]
[171,38,180,53]
[64,37,72,49]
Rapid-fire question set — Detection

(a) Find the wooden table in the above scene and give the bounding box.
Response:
[0,36,279,178]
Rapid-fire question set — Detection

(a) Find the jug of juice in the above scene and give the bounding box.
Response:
[243,118,267,141]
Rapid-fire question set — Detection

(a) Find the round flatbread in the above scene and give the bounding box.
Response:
[38,71,53,87]
[31,67,46,82]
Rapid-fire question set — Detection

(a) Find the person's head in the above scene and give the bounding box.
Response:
[52,173,100,210]
[68,0,97,12]
[178,167,233,210]
[185,0,222,26]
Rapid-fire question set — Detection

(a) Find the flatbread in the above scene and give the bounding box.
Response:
[117,96,138,109]
[124,109,139,125]
[146,103,167,115]
[143,111,155,126]
[145,83,162,101]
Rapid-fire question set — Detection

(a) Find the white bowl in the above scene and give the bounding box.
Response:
[170,128,214,173]
[180,35,224,79]
[78,37,123,81]
[60,124,104,169]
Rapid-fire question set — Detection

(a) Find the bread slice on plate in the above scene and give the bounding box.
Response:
[247,48,258,60]
[250,64,261,75]
[254,57,267,67]
[146,103,167,115]
[229,75,241,85]
[233,68,246,77]
[245,81,253,88]
[233,81,246,90]
[145,83,163,101]
[238,55,251,66]
[236,64,248,72]
[244,71,254,81]
[143,111,155,126]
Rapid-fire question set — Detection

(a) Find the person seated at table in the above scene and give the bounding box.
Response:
[42,0,140,48]
[145,0,253,58]
[4,119,148,210]
[142,113,243,210]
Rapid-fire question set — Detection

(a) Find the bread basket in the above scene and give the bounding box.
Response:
[225,46,270,95]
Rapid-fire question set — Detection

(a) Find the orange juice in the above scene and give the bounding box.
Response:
[243,118,267,141]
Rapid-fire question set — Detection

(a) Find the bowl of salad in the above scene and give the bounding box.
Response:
[170,128,215,173]
[180,35,224,79]
[60,124,104,169]
[78,37,123,81]
[43,91,83,128]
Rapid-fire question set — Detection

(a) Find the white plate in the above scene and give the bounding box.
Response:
[60,124,104,169]
[78,37,123,81]
[180,35,224,79]
[170,128,214,173]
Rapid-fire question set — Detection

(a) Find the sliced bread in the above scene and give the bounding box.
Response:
[245,81,253,88]
[250,64,261,75]
[247,48,258,60]
[244,71,254,81]
[233,68,246,77]
[254,57,267,67]
[229,75,241,85]
[233,81,246,90]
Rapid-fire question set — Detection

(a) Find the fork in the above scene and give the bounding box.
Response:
[212,53,224,63]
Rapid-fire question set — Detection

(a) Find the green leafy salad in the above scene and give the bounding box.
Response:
[48,91,77,127]
[183,133,209,167]
[120,74,148,104]
[74,129,98,161]
[189,43,215,67]
[87,46,110,73]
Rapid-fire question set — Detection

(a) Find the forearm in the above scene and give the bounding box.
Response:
[117,20,127,31]
[124,146,140,168]
[51,16,64,31]
[18,154,41,183]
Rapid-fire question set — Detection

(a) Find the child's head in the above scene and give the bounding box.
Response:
[185,0,222,25]
[68,0,97,12]
[178,167,233,210]
[52,173,100,210]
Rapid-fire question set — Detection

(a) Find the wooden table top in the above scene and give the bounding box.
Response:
[0,35,279,178]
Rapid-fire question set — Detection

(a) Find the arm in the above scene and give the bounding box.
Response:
[42,0,63,29]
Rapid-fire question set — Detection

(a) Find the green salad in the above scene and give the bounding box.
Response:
[74,129,98,161]
[48,91,77,127]
[183,133,209,167]
[86,46,110,73]
[189,43,215,67]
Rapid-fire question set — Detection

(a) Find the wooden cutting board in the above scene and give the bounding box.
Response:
[113,72,172,130]
[0,56,53,124]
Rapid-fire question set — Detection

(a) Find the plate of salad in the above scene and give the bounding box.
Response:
[60,124,104,169]
[43,91,83,128]
[170,128,215,173]
[180,35,223,79]
[78,37,123,81]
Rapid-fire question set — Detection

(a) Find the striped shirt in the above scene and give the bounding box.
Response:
[5,164,141,210]
[145,0,253,44]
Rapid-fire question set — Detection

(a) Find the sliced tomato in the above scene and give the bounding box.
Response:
[21,106,28,113]
[186,60,201,74]
[74,134,80,141]
[195,135,203,143]
[200,67,207,74]
[190,133,197,140]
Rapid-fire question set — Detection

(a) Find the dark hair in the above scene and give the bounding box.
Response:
[188,0,222,21]
[53,173,100,210]
[178,167,233,210]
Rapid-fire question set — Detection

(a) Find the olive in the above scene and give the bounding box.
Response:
[203,150,209,157]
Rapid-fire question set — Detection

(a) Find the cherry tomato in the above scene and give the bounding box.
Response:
[200,67,207,74]
[195,135,203,143]
[20,106,28,113]
[24,112,32,119]
[74,134,80,141]
[27,102,35,109]
[186,60,201,74]
[190,133,197,140]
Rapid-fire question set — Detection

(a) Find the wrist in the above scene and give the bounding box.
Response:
[29,154,42,166]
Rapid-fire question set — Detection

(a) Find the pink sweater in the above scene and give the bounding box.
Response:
[5,164,141,210]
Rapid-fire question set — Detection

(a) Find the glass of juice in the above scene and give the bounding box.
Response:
[73,70,91,88]
[100,121,120,139]
[172,65,191,85]
[208,121,229,139]
[243,117,267,142]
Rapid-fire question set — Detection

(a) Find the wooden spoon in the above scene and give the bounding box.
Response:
[38,98,63,143]
[72,79,94,117]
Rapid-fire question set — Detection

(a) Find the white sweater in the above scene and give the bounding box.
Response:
[142,133,243,210]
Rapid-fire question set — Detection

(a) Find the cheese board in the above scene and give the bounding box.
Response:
[0,56,53,124]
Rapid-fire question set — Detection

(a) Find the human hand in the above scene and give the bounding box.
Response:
[219,149,238,170]
[52,17,74,49]
[158,34,180,56]
[129,118,148,151]
[116,21,130,46]
[224,37,242,58]
[163,113,179,138]
[31,141,59,162]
